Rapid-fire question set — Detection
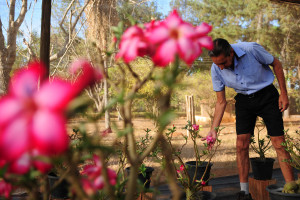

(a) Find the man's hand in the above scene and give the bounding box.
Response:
[201,129,217,150]
[279,93,289,112]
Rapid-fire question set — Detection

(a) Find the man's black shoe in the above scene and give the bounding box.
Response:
[236,191,253,200]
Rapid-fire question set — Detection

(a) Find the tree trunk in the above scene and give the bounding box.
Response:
[0,0,27,95]
[104,78,110,129]
[256,11,263,43]
[86,0,118,128]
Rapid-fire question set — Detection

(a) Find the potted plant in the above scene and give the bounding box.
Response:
[125,128,159,189]
[267,128,300,199]
[47,128,83,199]
[250,120,275,180]
[166,121,222,200]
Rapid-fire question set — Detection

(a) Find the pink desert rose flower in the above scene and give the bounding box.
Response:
[180,164,185,171]
[192,124,199,131]
[0,60,102,174]
[116,9,213,67]
[146,10,213,67]
[116,25,151,63]
[206,136,216,149]
[0,179,12,199]
[81,155,117,195]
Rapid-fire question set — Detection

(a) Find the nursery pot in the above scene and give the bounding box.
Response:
[48,172,70,199]
[250,158,275,180]
[185,161,213,186]
[125,166,154,189]
[266,184,300,200]
[180,191,216,200]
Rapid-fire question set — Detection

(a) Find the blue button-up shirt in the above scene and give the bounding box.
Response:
[211,42,275,95]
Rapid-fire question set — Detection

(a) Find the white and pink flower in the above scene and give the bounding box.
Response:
[0,60,102,174]
[116,9,213,67]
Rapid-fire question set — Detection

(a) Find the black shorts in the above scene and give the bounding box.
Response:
[234,84,284,136]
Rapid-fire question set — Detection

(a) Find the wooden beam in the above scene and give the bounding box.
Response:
[270,0,300,5]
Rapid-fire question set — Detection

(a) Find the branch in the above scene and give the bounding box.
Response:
[14,0,28,29]
[71,0,91,32]
[49,0,91,63]
[0,19,6,55]
[23,38,36,59]
[59,0,76,35]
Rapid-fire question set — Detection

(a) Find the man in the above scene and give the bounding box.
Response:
[206,38,294,200]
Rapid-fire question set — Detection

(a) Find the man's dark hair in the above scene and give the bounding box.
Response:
[208,38,231,57]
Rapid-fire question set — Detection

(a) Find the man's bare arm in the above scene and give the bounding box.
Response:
[203,90,227,145]
[271,58,289,112]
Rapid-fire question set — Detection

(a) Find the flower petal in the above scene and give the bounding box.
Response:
[197,36,213,50]
[146,26,169,44]
[164,10,183,29]
[9,152,31,175]
[152,39,177,67]
[9,62,46,99]
[195,22,213,36]
[70,60,103,97]
[31,110,69,155]
[0,97,23,126]
[34,79,73,110]
[178,37,198,65]
[0,117,30,161]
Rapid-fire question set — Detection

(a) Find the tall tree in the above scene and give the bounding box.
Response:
[0,0,27,95]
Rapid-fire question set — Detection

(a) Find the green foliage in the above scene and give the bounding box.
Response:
[281,129,300,170]
[250,120,272,160]
[117,0,163,26]
[136,128,161,158]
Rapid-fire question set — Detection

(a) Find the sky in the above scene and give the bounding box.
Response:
[0,0,172,36]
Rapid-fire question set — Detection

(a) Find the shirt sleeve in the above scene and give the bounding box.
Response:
[251,43,274,65]
[211,65,225,92]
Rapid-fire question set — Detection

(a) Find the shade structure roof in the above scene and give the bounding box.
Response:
[270,0,300,5]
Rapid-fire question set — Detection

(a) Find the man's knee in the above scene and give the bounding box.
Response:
[236,134,251,152]
[270,135,286,150]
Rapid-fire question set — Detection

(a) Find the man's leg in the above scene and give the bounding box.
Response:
[236,133,251,183]
[270,135,294,183]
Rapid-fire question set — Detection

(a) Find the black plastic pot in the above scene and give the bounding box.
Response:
[250,158,275,180]
[125,166,154,189]
[48,172,70,199]
[180,191,216,200]
[185,161,213,186]
[266,184,300,200]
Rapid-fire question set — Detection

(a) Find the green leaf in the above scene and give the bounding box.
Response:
[157,111,177,131]
[117,126,133,137]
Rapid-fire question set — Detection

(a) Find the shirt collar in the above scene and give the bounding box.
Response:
[231,45,245,58]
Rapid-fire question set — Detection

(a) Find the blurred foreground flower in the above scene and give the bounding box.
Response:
[116,9,213,67]
[81,155,117,196]
[0,179,12,198]
[0,60,102,175]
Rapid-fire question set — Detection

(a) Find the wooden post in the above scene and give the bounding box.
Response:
[200,185,212,192]
[186,95,196,137]
[249,177,276,200]
[137,193,153,200]
[40,0,51,76]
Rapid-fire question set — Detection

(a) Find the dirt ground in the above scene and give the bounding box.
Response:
[71,116,300,182]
